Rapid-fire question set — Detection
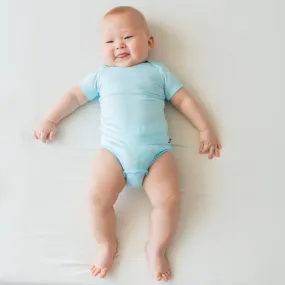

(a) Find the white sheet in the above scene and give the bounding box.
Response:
[1,0,285,284]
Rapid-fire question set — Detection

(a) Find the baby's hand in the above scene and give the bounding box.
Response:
[199,129,222,159]
[34,119,57,143]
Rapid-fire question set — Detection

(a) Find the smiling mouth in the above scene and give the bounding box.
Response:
[116,53,130,59]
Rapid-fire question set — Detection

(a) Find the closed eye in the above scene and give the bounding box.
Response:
[125,36,133,39]
[106,40,114,44]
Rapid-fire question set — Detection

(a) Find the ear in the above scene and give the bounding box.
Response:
[148,36,155,50]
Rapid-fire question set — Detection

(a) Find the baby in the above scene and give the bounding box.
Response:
[35,6,221,282]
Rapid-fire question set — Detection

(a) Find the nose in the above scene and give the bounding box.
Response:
[116,40,126,50]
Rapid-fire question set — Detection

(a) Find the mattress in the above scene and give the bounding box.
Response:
[1,100,283,285]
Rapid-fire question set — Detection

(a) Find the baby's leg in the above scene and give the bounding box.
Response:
[143,152,180,282]
[89,149,125,278]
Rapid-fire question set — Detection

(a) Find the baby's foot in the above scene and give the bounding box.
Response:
[90,241,118,278]
[146,243,172,282]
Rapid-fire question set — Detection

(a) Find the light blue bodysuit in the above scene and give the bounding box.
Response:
[80,61,183,188]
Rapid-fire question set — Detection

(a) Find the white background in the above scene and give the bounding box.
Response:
[0,0,284,284]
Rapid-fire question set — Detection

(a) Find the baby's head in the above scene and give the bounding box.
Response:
[101,6,154,67]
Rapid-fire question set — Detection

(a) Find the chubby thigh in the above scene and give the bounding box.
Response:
[144,151,180,207]
[89,149,126,206]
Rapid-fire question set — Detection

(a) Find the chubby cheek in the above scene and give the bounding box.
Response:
[130,40,147,60]
[102,46,114,63]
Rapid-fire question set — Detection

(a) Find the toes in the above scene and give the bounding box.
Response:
[165,271,171,280]
[90,265,103,277]
[162,273,168,281]
[100,268,108,278]
[164,272,170,280]
[90,265,96,275]
[155,272,162,281]
[94,267,101,276]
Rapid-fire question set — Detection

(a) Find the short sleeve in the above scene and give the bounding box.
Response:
[79,71,100,101]
[159,64,183,100]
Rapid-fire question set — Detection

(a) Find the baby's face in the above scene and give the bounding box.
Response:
[101,12,154,67]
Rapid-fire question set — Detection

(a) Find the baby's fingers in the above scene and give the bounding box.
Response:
[199,142,204,153]
[34,130,39,139]
[200,142,209,153]
[202,142,210,153]
[208,146,215,159]
[215,145,220,157]
[39,131,49,143]
[49,130,56,141]
[217,141,222,149]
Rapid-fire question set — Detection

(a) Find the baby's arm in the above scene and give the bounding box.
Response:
[170,88,221,159]
[44,86,87,124]
[35,86,87,143]
[170,87,210,132]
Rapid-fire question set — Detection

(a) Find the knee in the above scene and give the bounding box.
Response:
[89,186,115,211]
[153,190,180,210]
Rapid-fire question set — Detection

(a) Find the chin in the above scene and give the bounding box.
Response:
[115,61,133,67]
[117,59,148,67]
[105,58,146,68]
